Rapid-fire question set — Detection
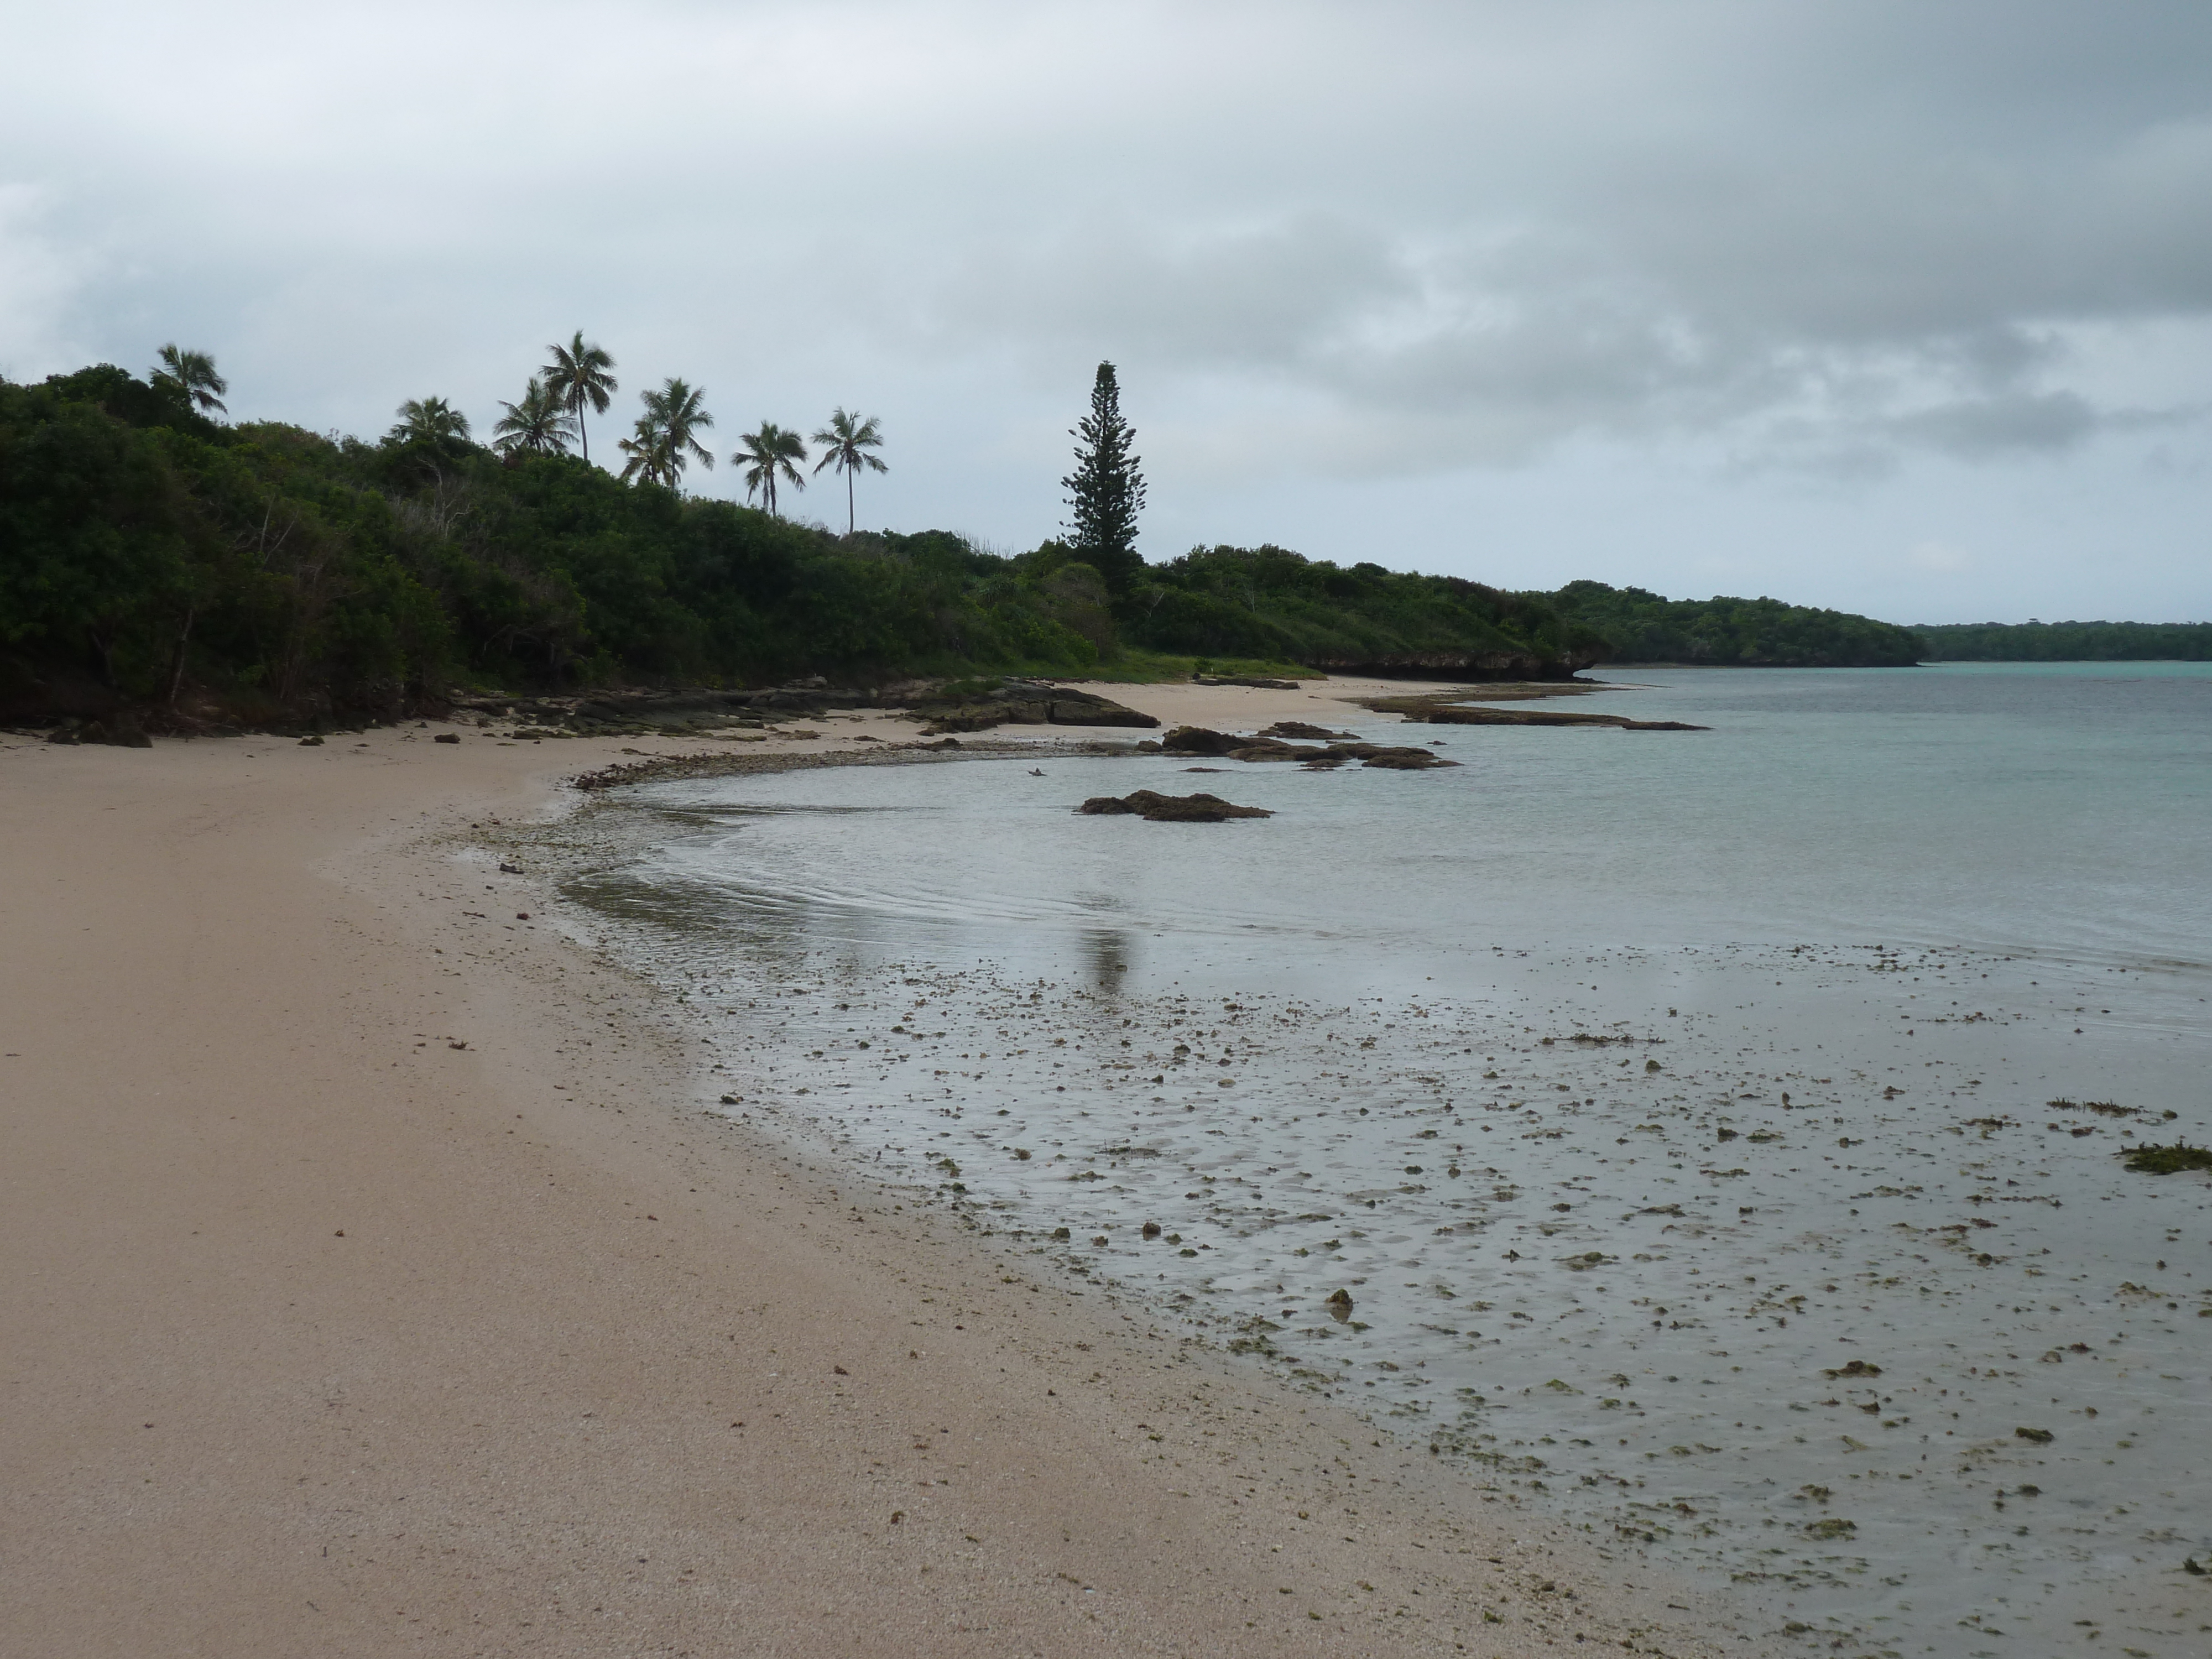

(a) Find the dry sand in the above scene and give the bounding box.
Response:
[0,684,1754,1657]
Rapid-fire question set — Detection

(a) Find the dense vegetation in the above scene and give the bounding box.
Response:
[3,362,1605,726]
[0,364,1129,724]
[1123,545,1606,675]
[1537,580,1924,667]
[32,354,2190,728]
[1911,620,2212,661]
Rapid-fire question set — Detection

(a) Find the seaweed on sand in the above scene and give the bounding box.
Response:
[2117,1141,2212,1175]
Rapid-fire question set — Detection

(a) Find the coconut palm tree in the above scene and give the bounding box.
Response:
[734,421,808,515]
[620,378,716,489]
[388,395,472,447]
[152,344,228,416]
[810,408,887,534]
[541,331,618,465]
[492,377,575,456]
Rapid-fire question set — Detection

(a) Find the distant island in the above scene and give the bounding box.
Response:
[3,358,2200,732]
[1911,620,2212,662]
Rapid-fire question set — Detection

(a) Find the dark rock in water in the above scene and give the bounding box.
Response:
[1161,725,1241,756]
[1260,721,1357,740]
[1225,741,1317,763]
[1326,1288,1354,1321]
[1078,790,1272,822]
[1300,752,1350,769]
[1141,1220,1162,1239]
[1354,747,1459,769]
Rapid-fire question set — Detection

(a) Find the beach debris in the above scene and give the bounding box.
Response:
[1077,790,1272,822]
[1823,1359,1882,1379]
[434,733,461,744]
[2117,1141,2212,1174]
[1804,1517,1857,1540]
[298,734,324,746]
[1141,1220,1161,1238]
[833,1365,848,1375]
[2015,1426,2055,1444]
[1326,1288,1355,1321]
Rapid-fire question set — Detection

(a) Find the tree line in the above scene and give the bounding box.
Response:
[391,332,891,535]
[3,341,1951,730]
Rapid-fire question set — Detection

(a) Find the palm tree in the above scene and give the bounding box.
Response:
[388,396,472,447]
[620,379,715,489]
[152,344,227,416]
[810,408,887,534]
[734,421,808,515]
[540,331,617,465]
[492,377,575,456]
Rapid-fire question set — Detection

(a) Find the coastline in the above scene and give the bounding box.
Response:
[0,688,1747,1658]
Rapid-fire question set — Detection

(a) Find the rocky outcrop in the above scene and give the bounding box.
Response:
[917,681,1159,735]
[1361,694,1706,732]
[1165,725,1457,768]
[1077,790,1272,823]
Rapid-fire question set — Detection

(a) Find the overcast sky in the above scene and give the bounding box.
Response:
[5,1,2209,622]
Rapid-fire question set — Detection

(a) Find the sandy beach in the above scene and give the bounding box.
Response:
[0,682,1747,1659]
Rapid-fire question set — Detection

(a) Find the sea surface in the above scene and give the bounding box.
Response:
[553,664,2212,1659]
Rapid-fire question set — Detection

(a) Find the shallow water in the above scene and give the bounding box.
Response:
[556,664,2212,1658]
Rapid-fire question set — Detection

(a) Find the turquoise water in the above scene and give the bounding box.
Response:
[562,663,2212,1658]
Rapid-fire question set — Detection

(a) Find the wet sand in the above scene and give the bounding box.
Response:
[0,692,1742,1658]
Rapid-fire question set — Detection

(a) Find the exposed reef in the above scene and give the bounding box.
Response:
[1077,790,1274,822]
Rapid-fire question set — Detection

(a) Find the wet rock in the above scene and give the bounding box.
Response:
[1161,726,1241,756]
[2015,1426,2055,1444]
[434,732,461,744]
[1822,1359,1882,1379]
[1141,1220,1161,1238]
[1259,721,1355,740]
[1326,1288,1354,1318]
[1356,748,1458,769]
[1078,790,1272,823]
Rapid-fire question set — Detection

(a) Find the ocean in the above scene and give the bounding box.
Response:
[552,662,2212,1658]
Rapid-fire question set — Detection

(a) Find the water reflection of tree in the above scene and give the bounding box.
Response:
[1083,928,1133,994]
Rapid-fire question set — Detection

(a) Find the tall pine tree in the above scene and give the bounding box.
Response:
[1061,361,1147,594]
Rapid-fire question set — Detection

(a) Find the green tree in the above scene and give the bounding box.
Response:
[541,331,618,466]
[152,345,228,417]
[1062,361,1146,594]
[619,378,714,489]
[389,396,471,448]
[810,408,888,534]
[492,377,575,457]
[735,421,808,515]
